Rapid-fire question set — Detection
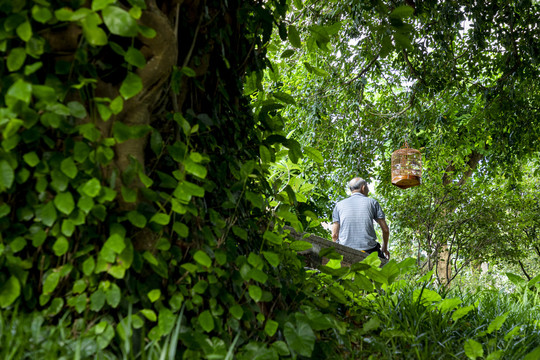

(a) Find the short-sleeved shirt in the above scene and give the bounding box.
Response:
[332,193,385,250]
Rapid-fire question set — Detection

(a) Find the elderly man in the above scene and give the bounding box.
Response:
[331,177,390,259]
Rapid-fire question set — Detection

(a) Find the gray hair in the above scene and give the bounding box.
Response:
[348,177,367,192]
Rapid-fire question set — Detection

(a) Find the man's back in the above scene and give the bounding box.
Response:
[332,193,384,250]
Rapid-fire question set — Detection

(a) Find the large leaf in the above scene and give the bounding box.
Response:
[198,310,214,332]
[102,5,138,37]
[464,339,483,359]
[119,72,143,99]
[7,47,26,71]
[486,313,508,334]
[0,276,20,308]
[0,160,15,190]
[288,25,301,48]
[283,321,315,357]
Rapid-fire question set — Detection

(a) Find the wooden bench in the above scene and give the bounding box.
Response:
[285,226,388,267]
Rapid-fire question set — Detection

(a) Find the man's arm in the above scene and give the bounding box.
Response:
[376,218,390,258]
[331,222,340,243]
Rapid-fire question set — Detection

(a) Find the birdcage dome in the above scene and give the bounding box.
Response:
[391,143,422,189]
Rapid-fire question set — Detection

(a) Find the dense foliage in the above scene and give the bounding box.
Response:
[262,0,540,282]
[0,0,539,358]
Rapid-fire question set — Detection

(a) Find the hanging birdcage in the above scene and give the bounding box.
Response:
[391,142,422,189]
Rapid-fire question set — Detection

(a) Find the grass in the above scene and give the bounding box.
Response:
[1,275,539,359]
[352,274,540,359]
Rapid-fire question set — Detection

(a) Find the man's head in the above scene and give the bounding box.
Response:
[349,177,369,196]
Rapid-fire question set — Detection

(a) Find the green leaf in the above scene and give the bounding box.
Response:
[61,219,75,236]
[248,268,268,284]
[173,222,188,237]
[523,346,540,360]
[193,250,212,267]
[138,25,156,38]
[304,146,323,163]
[248,285,262,302]
[289,240,312,251]
[7,79,32,105]
[81,18,108,46]
[232,226,247,240]
[284,321,315,357]
[262,251,280,267]
[229,304,244,320]
[110,96,124,114]
[92,0,115,11]
[54,8,73,21]
[180,66,196,77]
[36,202,57,227]
[150,130,163,155]
[119,72,143,99]
[148,289,161,302]
[150,213,170,225]
[285,138,303,164]
[486,350,504,360]
[506,272,526,285]
[0,161,15,190]
[184,157,207,178]
[9,237,26,253]
[487,313,508,334]
[0,203,10,218]
[52,236,69,256]
[113,121,151,142]
[464,339,483,360]
[60,158,78,179]
[24,62,42,76]
[273,91,296,105]
[68,101,87,119]
[263,231,282,245]
[452,305,475,321]
[31,5,52,22]
[259,145,272,164]
[288,25,302,48]
[198,310,214,332]
[105,234,125,254]
[127,211,146,228]
[103,5,138,37]
[74,142,91,162]
[0,276,21,308]
[393,32,412,51]
[82,257,95,276]
[90,290,106,311]
[54,192,75,215]
[121,186,137,203]
[43,271,60,294]
[390,5,414,19]
[7,47,26,72]
[528,273,540,287]
[81,178,102,198]
[140,309,157,321]
[265,319,279,336]
[23,152,40,167]
[125,47,146,67]
[16,21,32,42]
[280,49,295,58]
[106,284,121,307]
[413,288,442,305]
[437,298,462,313]
[362,316,381,333]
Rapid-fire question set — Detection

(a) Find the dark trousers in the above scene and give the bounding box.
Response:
[364,243,385,259]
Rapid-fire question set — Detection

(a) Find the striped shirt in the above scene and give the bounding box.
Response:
[332,193,385,250]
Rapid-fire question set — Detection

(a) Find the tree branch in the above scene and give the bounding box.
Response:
[518,260,531,281]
